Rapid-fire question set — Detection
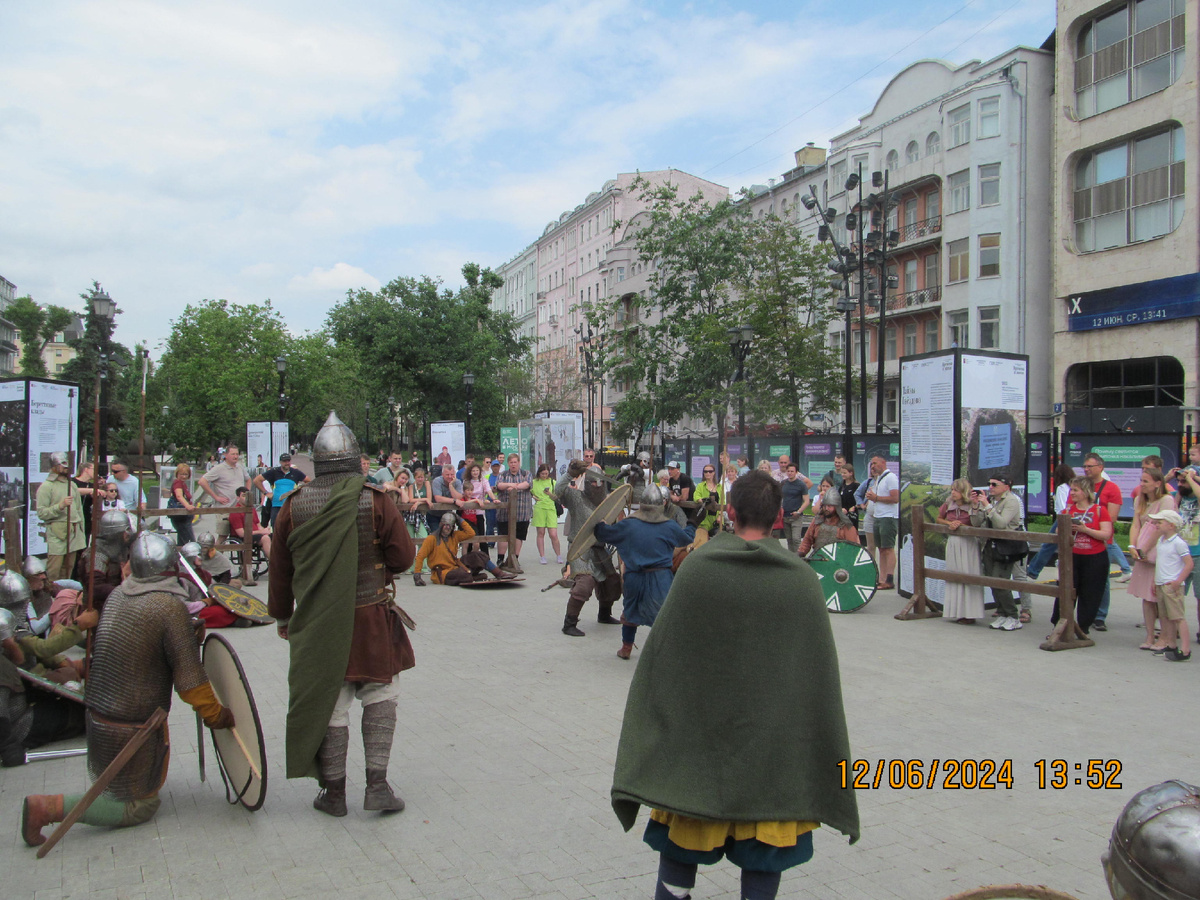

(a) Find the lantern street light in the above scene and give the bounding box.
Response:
[275,356,287,419]
[727,324,755,438]
[462,372,475,454]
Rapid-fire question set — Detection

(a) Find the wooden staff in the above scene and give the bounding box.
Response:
[36,707,168,858]
[84,367,104,674]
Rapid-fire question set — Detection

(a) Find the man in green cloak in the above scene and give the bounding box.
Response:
[611,470,859,899]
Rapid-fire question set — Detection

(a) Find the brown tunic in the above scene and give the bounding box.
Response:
[269,488,416,682]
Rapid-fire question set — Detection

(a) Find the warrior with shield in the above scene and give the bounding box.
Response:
[268,412,416,817]
[555,459,622,637]
[21,533,235,846]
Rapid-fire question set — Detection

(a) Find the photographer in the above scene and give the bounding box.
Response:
[970,476,1025,632]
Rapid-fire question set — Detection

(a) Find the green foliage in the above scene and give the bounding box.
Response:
[153,299,290,457]
[737,214,842,429]
[60,283,133,450]
[609,392,656,446]
[8,296,75,378]
[326,264,530,455]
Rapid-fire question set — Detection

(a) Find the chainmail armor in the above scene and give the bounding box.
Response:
[86,580,208,800]
[0,684,32,765]
[555,475,609,580]
[287,474,388,607]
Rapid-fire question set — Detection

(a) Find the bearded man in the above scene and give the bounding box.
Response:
[411,513,515,586]
[555,459,622,637]
[797,489,861,557]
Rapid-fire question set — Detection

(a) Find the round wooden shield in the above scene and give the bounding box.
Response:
[202,632,267,811]
[566,483,631,562]
[806,540,877,613]
[209,582,274,624]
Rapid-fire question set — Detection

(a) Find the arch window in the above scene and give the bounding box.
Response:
[886,150,899,172]
[906,141,920,164]
[926,132,941,155]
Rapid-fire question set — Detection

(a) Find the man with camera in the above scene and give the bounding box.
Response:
[970,476,1025,631]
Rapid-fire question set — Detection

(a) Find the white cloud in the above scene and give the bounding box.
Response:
[289,263,381,294]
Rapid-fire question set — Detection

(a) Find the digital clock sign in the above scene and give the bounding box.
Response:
[1065,272,1200,332]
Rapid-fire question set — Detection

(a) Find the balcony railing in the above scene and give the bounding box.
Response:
[896,215,941,244]
[850,284,941,317]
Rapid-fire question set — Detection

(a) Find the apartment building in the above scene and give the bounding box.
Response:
[1051,0,1194,433]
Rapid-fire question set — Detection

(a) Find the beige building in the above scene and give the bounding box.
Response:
[1052,0,1193,433]
[0,277,21,375]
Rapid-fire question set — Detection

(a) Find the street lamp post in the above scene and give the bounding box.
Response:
[365,400,371,450]
[462,373,475,453]
[160,406,169,477]
[90,286,117,477]
[388,394,396,452]
[275,356,287,420]
[727,325,755,438]
[576,323,598,448]
[869,169,897,433]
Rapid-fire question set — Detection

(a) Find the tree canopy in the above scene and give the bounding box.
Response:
[8,296,75,377]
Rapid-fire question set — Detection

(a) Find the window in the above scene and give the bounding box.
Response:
[979,163,1001,206]
[948,170,970,213]
[886,150,899,172]
[926,131,941,155]
[978,306,1000,349]
[903,323,918,356]
[830,160,847,193]
[616,267,625,282]
[948,239,969,283]
[1075,0,1186,118]
[853,329,871,363]
[852,154,869,179]
[829,331,844,355]
[924,252,940,287]
[884,388,899,424]
[926,189,940,220]
[903,259,918,294]
[1074,124,1185,251]
[903,198,918,229]
[924,318,939,351]
[978,97,1000,138]
[1066,356,1184,409]
[948,104,971,147]
[979,233,1001,277]
[949,310,969,348]
[885,326,897,360]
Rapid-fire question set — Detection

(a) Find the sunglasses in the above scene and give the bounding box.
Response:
[988,481,1004,487]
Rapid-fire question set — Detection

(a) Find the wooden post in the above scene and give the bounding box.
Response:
[1040,512,1092,651]
[895,509,941,620]
[4,502,22,571]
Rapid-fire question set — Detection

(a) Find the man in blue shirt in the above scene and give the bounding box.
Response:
[253,453,310,527]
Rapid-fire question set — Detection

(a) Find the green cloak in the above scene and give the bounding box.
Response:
[611,531,860,844]
[284,475,364,780]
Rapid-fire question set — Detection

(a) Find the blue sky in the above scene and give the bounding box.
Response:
[0,0,1056,351]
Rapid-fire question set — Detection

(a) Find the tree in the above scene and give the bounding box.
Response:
[600,177,752,455]
[7,296,75,377]
[152,299,290,457]
[327,264,530,455]
[737,214,842,431]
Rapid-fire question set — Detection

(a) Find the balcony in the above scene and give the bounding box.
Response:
[893,215,941,248]
[850,284,941,318]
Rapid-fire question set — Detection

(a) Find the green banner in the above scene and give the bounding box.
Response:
[500,428,520,461]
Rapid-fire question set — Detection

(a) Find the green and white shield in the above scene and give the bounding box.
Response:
[806,540,877,613]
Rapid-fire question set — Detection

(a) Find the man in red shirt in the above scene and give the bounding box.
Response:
[1085,453,1130,631]
[230,487,272,560]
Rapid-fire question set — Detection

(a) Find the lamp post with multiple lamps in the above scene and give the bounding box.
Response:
[865,169,897,433]
[462,372,475,453]
[89,285,117,477]
[388,395,396,452]
[575,322,601,449]
[802,189,856,459]
[727,325,755,439]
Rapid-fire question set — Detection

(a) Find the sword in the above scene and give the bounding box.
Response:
[24,747,87,763]
[177,554,209,596]
[197,711,206,782]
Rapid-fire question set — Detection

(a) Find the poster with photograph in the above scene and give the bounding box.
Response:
[690,441,717,480]
[0,466,25,555]
[0,380,27,467]
[430,421,466,474]
[519,418,578,479]
[246,422,272,472]
[959,353,1028,497]
[26,380,80,556]
[1063,435,1180,519]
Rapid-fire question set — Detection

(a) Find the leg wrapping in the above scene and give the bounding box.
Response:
[361,699,397,773]
[317,725,349,784]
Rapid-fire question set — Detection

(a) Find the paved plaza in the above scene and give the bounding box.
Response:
[2,549,1196,900]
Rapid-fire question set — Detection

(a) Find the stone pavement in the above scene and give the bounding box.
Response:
[2,549,1196,900]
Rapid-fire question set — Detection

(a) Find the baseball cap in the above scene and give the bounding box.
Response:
[279,453,292,461]
[1149,509,1185,529]
[667,461,680,469]
[988,475,1012,486]
[491,458,502,466]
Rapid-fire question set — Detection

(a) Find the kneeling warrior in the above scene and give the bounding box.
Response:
[556,460,622,636]
[269,412,416,817]
[411,514,515,586]
[21,533,235,845]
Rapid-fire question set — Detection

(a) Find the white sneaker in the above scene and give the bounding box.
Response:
[1115,572,1132,583]
[539,557,547,565]
[1001,617,1023,631]
[556,555,564,564]
[990,617,1009,630]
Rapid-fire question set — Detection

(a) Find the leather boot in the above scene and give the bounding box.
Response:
[364,769,405,812]
[313,778,347,817]
[22,794,64,846]
[562,615,585,637]
[617,642,634,660]
[597,601,618,624]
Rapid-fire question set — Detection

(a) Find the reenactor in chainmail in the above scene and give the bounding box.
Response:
[268,411,416,818]
[797,488,861,558]
[617,450,655,503]
[1,570,94,684]
[20,532,235,847]
[88,509,135,612]
[555,460,622,637]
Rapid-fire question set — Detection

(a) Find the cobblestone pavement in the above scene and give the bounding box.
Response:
[2,549,1195,899]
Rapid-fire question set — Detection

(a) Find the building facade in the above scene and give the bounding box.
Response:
[0,277,21,375]
[1052,0,1193,433]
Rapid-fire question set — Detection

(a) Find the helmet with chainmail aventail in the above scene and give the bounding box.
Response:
[96,509,134,559]
[312,410,361,476]
[1103,779,1200,900]
[0,570,32,614]
[22,556,47,578]
[129,532,178,579]
[0,607,17,641]
[634,482,670,523]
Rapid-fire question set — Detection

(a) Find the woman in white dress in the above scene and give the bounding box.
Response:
[937,478,985,623]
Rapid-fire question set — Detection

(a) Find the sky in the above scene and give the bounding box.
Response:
[0,0,1056,353]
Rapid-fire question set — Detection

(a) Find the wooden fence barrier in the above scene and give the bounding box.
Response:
[904,511,1093,651]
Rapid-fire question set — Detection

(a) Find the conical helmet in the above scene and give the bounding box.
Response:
[312,410,360,475]
[22,556,47,578]
[0,570,32,612]
[129,532,178,579]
